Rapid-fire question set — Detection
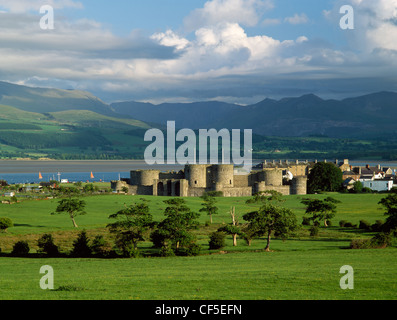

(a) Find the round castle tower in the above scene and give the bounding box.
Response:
[185,164,207,188]
[213,164,234,188]
[259,168,283,186]
[131,170,160,186]
[291,176,307,195]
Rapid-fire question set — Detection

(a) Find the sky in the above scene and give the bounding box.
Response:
[0,0,397,104]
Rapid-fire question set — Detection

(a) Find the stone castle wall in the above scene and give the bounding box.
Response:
[112,164,307,197]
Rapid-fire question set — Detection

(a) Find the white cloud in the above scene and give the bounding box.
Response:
[1,0,397,104]
[151,30,189,51]
[184,0,274,30]
[262,18,281,26]
[284,13,309,25]
[0,0,83,13]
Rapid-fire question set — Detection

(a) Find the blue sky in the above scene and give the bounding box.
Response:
[0,0,396,104]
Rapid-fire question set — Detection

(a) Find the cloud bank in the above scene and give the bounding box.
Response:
[0,0,396,103]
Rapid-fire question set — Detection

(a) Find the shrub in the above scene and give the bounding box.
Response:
[150,229,165,248]
[185,243,201,256]
[371,220,384,232]
[90,235,109,257]
[359,220,371,231]
[71,230,92,257]
[362,187,372,193]
[350,232,392,249]
[339,220,348,227]
[370,232,392,248]
[159,245,175,257]
[310,226,319,237]
[302,217,311,226]
[208,231,226,250]
[37,234,59,256]
[12,241,30,256]
[0,217,13,233]
[350,239,371,249]
[344,222,355,228]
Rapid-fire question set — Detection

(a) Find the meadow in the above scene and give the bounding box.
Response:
[0,192,396,300]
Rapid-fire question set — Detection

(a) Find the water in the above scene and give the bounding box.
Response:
[0,160,184,184]
[0,172,130,185]
[1,159,396,184]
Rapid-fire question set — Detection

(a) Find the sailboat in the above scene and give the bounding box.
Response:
[90,172,95,179]
[39,172,43,180]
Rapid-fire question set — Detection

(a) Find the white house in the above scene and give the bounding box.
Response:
[4,192,15,197]
[360,179,394,192]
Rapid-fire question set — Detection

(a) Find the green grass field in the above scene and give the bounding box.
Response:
[0,192,396,300]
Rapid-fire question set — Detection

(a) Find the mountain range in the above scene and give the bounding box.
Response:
[111,91,397,138]
[0,80,396,160]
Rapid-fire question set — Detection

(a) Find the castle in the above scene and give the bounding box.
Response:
[111,163,308,197]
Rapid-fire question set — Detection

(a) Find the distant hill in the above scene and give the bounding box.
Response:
[111,91,397,138]
[111,100,244,129]
[0,81,114,116]
[0,103,151,160]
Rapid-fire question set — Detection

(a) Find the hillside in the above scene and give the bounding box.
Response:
[0,80,396,161]
[0,81,114,116]
[111,100,244,129]
[111,92,397,139]
[0,104,151,160]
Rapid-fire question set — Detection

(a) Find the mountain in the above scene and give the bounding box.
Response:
[111,92,397,138]
[0,81,114,116]
[111,100,244,129]
[0,103,151,160]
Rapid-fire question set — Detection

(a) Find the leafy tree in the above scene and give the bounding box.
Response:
[52,198,87,228]
[71,230,92,257]
[378,191,397,232]
[151,198,200,252]
[208,231,226,250]
[353,181,363,193]
[243,203,297,251]
[12,241,30,256]
[218,207,242,246]
[37,233,60,256]
[90,235,109,257]
[0,217,13,233]
[199,192,219,224]
[301,197,340,227]
[307,162,343,193]
[107,201,154,257]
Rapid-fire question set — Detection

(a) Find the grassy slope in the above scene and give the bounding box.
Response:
[0,193,395,300]
[0,104,151,158]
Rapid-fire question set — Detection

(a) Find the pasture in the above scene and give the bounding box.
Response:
[0,192,396,300]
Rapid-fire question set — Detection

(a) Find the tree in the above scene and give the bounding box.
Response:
[151,198,200,252]
[37,233,59,256]
[301,197,340,227]
[246,190,284,205]
[218,207,242,246]
[107,201,154,257]
[199,192,219,224]
[52,198,87,228]
[0,217,13,233]
[71,230,92,257]
[353,181,363,193]
[243,203,297,251]
[378,191,397,232]
[307,162,343,193]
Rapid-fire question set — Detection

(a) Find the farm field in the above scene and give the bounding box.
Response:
[0,192,396,300]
